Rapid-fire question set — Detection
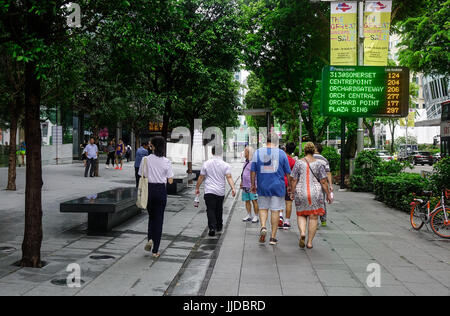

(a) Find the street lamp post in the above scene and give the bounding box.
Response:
[356,0,365,154]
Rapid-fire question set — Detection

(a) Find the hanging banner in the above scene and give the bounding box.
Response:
[364,1,392,66]
[400,110,415,127]
[330,2,358,65]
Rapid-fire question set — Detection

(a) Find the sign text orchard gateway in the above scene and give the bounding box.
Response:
[321,65,409,118]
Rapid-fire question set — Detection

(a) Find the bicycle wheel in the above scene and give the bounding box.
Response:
[430,207,450,239]
[410,204,424,230]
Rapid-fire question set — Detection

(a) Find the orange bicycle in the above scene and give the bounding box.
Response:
[410,189,450,239]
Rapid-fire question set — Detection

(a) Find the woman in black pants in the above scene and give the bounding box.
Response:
[105,140,116,169]
[138,136,174,258]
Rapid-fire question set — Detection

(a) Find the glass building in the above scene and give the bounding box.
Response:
[423,75,449,120]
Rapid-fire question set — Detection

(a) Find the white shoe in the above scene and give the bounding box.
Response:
[252,216,259,223]
[144,240,153,252]
[106,165,109,169]
[242,215,252,222]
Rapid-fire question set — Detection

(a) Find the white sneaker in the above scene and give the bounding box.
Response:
[106,165,109,169]
[144,240,153,252]
[252,216,259,223]
[242,215,252,222]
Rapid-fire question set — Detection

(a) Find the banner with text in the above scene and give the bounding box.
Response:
[364,1,392,66]
[330,2,358,65]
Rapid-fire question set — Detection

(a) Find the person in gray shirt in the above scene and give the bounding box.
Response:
[105,140,116,169]
[314,143,333,227]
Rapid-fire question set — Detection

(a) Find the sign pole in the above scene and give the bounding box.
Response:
[356,0,365,154]
[340,118,346,190]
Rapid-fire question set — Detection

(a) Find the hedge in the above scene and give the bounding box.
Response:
[373,173,429,212]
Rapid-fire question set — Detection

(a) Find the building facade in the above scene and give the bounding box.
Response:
[422,75,449,120]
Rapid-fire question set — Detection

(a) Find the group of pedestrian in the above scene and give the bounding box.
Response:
[81,137,134,177]
[105,138,126,170]
[244,133,333,249]
[136,132,333,260]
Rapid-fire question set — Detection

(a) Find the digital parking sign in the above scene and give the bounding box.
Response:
[321,66,409,117]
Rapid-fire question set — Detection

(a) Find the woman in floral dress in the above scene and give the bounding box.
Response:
[290,142,332,249]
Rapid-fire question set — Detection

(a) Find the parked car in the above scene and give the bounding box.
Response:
[432,153,441,164]
[410,151,434,166]
[375,150,393,161]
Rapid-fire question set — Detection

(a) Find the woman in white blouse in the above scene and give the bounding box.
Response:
[138,136,174,258]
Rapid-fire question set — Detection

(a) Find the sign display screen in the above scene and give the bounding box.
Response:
[321,66,409,117]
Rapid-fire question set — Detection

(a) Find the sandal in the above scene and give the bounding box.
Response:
[306,244,313,249]
[152,253,161,258]
[299,236,306,248]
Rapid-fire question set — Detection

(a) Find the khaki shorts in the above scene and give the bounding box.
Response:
[258,196,285,211]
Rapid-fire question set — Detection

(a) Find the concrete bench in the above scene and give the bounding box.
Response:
[60,187,141,233]
[166,173,197,195]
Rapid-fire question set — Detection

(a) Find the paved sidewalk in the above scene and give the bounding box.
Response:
[206,190,450,296]
[1,161,448,296]
[0,161,241,296]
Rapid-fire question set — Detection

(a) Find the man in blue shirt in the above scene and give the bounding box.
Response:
[135,141,150,187]
[83,138,98,178]
[251,132,291,245]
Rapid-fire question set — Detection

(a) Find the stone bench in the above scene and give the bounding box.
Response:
[60,187,141,233]
[166,173,197,195]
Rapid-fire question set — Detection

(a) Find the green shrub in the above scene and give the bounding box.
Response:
[321,146,340,172]
[379,159,412,176]
[350,151,382,192]
[430,156,450,193]
[373,173,430,212]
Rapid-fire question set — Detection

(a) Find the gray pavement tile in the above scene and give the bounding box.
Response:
[366,286,414,296]
[354,272,403,287]
[24,285,81,296]
[77,273,140,296]
[66,241,107,250]
[315,270,362,287]
[281,283,326,296]
[426,270,450,287]
[280,273,321,285]
[325,286,370,296]
[205,277,239,296]
[170,267,209,296]
[403,282,449,296]
[0,282,35,296]
[239,283,282,296]
[207,271,241,281]
[333,248,373,259]
[386,267,439,284]
[313,264,350,271]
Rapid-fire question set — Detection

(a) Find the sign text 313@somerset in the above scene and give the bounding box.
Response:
[321,66,410,118]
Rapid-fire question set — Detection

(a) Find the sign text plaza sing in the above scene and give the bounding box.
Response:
[321,65,410,118]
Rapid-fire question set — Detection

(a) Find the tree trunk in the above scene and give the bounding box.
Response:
[6,107,18,191]
[21,61,43,268]
[187,123,194,177]
[368,127,375,148]
[363,119,376,148]
[389,119,396,154]
[345,132,357,159]
[134,128,140,152]
[162,99,172,140]
[93,124,99,177]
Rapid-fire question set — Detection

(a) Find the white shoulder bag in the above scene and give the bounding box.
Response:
[136,157,149,209]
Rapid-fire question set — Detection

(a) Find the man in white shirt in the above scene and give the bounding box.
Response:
[83,138,98,178]
[195,146,236,237]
